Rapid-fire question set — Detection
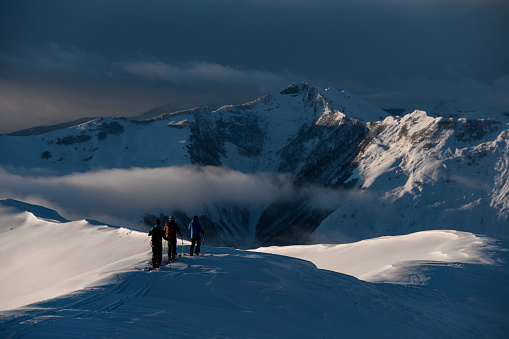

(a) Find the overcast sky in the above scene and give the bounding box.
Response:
[1,0,508,134]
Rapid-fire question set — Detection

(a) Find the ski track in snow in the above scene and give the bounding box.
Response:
[2,249,508,338]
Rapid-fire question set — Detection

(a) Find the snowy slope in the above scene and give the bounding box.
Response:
[254,230,499,283]
[0,200,508,338]
[0,112,195,173]
[0,200,149,312]
[315,110,509,243]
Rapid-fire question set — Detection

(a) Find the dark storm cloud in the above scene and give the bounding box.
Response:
[0,0,507,133]
[0,44,299,133]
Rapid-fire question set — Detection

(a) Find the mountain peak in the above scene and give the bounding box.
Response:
[277,82,388,123]
[278,82,313,95]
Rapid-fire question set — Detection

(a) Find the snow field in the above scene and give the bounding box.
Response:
[254,230,498,283]
[1,199,508,338]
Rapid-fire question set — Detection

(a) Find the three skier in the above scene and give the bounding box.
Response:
[147,215,205,269]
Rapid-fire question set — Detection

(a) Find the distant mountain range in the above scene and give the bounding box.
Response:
[1,82,507,247]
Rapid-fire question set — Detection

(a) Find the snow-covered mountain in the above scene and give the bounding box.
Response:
[1,82,508,247]
[0,82,387,174]
[316,109,509,243]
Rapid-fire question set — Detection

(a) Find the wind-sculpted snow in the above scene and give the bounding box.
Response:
[0,200,149,312]
[256,230,500,284]
[0,199,69,223]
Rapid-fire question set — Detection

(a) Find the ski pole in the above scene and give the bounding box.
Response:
[181,236,184,257]
[168,240,171,268]
[162,240,165,257]
[203,234,205,255]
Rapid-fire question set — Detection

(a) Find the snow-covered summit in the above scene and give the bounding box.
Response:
[273,82,388,123]
[321,86,389,122]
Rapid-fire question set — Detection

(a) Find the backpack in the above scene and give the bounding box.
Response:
[149,225,164,244]
[165,221,177,238]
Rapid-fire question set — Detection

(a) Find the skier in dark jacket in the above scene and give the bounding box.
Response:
[164,216,183,261]
[188,216,204,256]
[148,219,166,269]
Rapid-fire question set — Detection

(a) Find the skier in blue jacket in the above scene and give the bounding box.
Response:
[188,216,204,256]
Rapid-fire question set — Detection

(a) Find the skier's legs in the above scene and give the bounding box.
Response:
[170,238,177,258]
[190,238,196,255]
[154,246,162,267]
[151,246,159,268]
[194,237,201,255]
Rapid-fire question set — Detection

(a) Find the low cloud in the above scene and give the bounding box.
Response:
[0,166,345,226]
[120,60,295,92]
